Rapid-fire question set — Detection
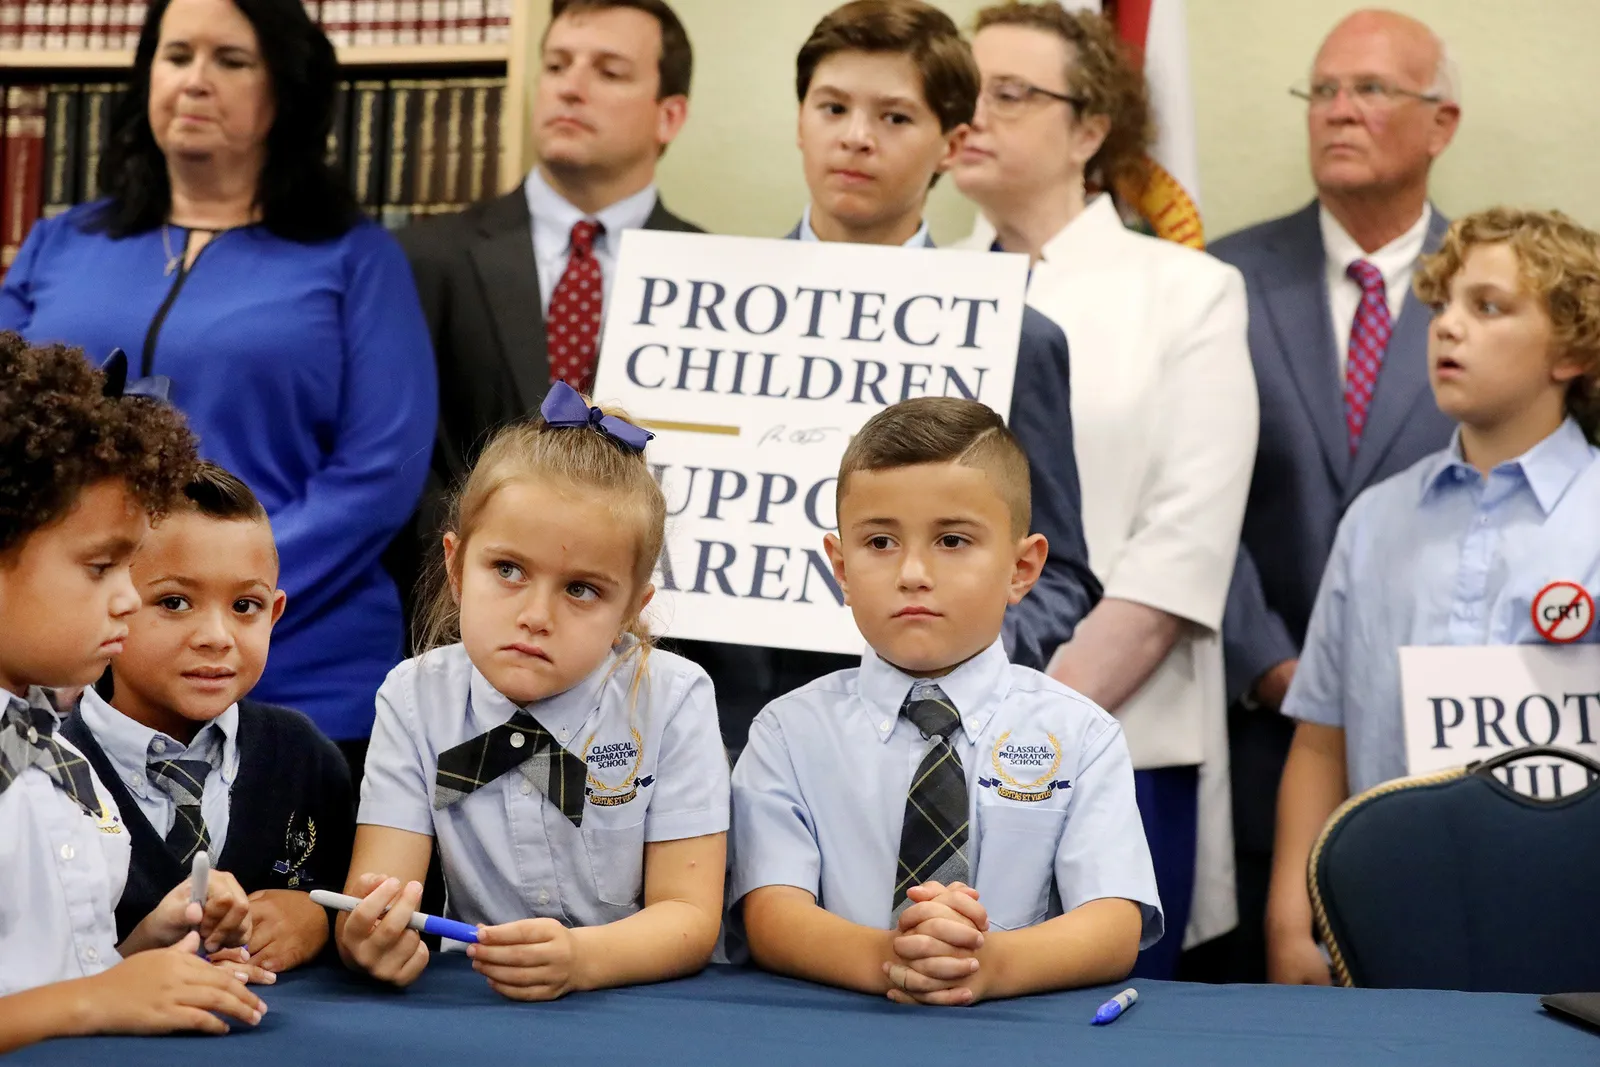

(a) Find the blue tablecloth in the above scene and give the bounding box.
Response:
[14,957,1596,1066]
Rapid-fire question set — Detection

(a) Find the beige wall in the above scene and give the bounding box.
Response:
[518,0,1600,243]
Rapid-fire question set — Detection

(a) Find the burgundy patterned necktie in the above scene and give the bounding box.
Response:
[1343,259,1393,454]
[546,219,605,396]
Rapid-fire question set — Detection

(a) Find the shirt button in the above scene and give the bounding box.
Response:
[151,737,167,753]
[84,947,99,963]
[880,721,891,733]
[510,732,526,749]
[520,780,533,795]
[60,843,75,861]
[25,726,38,744]
[558,728,569,742]
[538,890,550,905]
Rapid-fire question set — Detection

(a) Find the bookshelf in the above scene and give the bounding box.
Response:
[0,0,532,192]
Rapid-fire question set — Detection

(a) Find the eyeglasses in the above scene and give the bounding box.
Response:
[1290,78,1444,113]
[979,77,1086,119]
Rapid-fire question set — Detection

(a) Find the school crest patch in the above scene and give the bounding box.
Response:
[583,726,652,807]
[979,731,1070,802]
[270,812,317,888]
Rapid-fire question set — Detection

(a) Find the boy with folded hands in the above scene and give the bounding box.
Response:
[731,398,1162,1004]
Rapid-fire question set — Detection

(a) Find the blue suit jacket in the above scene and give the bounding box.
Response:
[1212,202,1454,702]
[673,224,1100,751]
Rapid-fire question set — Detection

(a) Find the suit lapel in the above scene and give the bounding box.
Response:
[1347,207,1451,491]
[1262,203,1349,485]
[468,191,548,416]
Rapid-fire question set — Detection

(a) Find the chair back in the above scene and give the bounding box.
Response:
[1311,745,1600,992]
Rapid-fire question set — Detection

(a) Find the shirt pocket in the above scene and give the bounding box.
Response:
[582,816,647,908]
[977,804,1067,931]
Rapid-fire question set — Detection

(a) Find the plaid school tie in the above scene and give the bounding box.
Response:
[1344,259,1394,454]
[893,681,971,917]
[0,690,100,816]
[147,755,214,863]
[434,708,588,826]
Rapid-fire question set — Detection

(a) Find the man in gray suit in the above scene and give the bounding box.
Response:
[1198,9,1461,981]
[400,0,702,495]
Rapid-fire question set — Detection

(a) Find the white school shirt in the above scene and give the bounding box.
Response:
[798,204,930,248]
[959,196,1257,947]
[1322,204,1432,377]
[0,687,130,995]
[359,640,729,937]
[524,167,659,317]
[729,639,1162,945]
[76,688,239,853]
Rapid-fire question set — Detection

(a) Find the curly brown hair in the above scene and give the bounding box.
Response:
[974,2,1152,196]
[0,333,199,555]
[1414,208,1600,441]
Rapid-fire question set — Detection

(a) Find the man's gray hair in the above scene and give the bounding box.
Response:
[1429,33,1460,104]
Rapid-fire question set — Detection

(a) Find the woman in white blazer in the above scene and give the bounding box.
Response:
[952,3,1258,979]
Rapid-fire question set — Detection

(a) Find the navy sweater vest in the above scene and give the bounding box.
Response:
[62,699,356,943]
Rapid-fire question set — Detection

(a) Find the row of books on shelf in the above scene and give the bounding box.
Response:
[0,77,507,271]
[0,0,512,51]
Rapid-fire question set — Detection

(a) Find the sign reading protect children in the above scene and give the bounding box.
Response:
[592,230,1027,654]
[1399,644,1600,797]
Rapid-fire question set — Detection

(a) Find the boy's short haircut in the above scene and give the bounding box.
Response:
[1414,207,1600,439]
[0,333,197,556]
[549,0,694,99]
[795,0,979,134]
[838,397,1031,536]
[181,461,269,524]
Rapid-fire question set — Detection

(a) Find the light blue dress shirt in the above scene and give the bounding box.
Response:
[524,168,659,316]
[1286,418,1600,794]
[0,687,129,994]
[797,204,931,248]
[730,639,1162,945]
[359,640,730,939]
[76,688,239,853]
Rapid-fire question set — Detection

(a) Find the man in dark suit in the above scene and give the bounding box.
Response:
[1195,9,1461,982]
[400,0,702,496]
[675,0,1100,752]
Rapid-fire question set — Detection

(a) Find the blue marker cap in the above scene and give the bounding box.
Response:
[1092,987,1138,1025]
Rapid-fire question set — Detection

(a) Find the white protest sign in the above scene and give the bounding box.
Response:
[1399,644,1600,797]
[592,230,1028,654]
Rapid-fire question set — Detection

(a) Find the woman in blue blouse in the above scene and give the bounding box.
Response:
[0,0,438,760]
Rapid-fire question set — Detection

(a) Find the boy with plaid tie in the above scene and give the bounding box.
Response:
[731,398,1161,1004]
[0,339,261,1052]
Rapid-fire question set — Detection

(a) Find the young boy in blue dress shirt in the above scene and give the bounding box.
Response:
[1267,208,1600,985]
[65,462,355,981]
[732,398,1160,1004]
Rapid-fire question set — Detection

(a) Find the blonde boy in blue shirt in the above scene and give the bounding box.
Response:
[732,398,1160,1005]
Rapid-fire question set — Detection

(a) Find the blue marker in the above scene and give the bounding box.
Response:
[309,889,481,944]
[1092,987,1138,1025]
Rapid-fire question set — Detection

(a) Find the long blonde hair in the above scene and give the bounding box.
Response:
[415,399,667,692]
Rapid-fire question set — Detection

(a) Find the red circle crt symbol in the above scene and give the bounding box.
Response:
[1532,581,1595,644]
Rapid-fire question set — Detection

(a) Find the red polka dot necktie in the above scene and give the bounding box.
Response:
[1343,259,1392,454]
[546,219,605,396]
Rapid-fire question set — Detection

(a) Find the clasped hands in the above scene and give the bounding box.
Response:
[882,880,990,1007]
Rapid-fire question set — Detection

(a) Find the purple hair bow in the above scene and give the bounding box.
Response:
[100,349,173,402]
[540,381,654,453]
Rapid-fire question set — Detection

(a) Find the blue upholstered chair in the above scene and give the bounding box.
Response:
[1311,745,1600,993]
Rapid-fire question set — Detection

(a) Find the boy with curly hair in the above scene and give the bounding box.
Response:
[0,335,266,1052]
[1267,208,1600,984]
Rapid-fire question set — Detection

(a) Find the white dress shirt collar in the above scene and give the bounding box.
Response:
[1320,203,1431,311]
[523,168,658,314]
